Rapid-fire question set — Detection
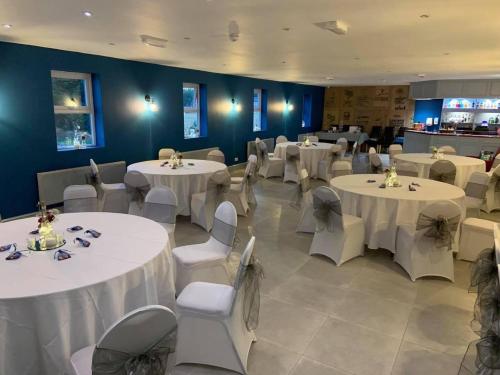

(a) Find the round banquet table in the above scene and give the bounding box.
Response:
[273,142,341,178]
[330,174,466,252]
[393,153,486,188]
[0,212,175,375]
[127,159,227,216]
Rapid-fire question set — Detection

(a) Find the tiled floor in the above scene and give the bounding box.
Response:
[170,154,493,375]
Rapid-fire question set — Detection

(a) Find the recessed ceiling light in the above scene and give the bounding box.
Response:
[354,57,360,61]
[140,34,168,48]
[108,42,115,46]
[417,73,426,78]
[183,37,191,40]
[281,61,286,64]
[282,27,291,32]
[443,52,451,55]
[82,11,93,17]
[420,14,430,18]
[2,24,12,29]
[325,76,335,81]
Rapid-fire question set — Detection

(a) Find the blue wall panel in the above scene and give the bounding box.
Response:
[413,99,443,124]
[0,42,324,218]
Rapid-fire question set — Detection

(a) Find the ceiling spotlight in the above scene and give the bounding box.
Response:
[108,42,115,46]
[354,57,360,61]
[2,24,12,29]
[417,73,426,78]
[326,76,335,81]
[82,11,93,17]
[419,14,430,18]
[282,61,287,64]
[282,27,291,32]
[314,20,348,35]
[443,52,451,55]
[183,37,191,40]
[140,34,168,48]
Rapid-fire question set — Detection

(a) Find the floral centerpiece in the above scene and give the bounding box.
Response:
[28,202,65,251]
[304,137,311,147]
[430,146,444,159]
[384,165,401,187]
[169,152,184,169]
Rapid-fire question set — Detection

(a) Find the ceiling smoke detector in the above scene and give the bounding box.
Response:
[314,20,348,35]
[228,20,240,42]
[140,35,168,48]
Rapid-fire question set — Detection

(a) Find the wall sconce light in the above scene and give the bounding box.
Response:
[231,98,242,112]
[144,94,159,112]
[284,100,294,112]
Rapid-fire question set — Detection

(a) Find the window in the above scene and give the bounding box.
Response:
[302,94,312,128]
[253,89,268,132]
[183,83,202,139]
[51,70,96,151]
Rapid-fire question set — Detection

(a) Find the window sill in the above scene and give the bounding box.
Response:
[57,145,103,152]
[184,136,207,140]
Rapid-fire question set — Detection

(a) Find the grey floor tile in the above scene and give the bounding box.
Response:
[247,339,301,375]
[290,357,352,375]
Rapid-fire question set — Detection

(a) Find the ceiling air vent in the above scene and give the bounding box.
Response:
[140,35,168,48]
[314,20,348,35]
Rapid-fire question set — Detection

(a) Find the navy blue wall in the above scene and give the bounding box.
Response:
[414,99,443,124]
[0,42,324,218]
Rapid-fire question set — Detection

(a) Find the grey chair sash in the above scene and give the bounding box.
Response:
[470,248,499,296]
[429,161,456,184]
[465,182,488,200]
[313,195,343,232]
[416,213,460,250]
[143,202,176,224]
[211,217,237,246]
[234,255,264,331]
[91,331,175,375]
[126,184,151,207]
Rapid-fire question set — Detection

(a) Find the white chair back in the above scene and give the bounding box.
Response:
[286,145,300,161]
[159,148,176,160]
[368,150,383,173]
[492,154,500,170]
[243,155,258,182]
[308,136,319,142]
[438,145,457,155]
[368,147,376,154]
[143,187,178,224]
[312,186,344,232]
[233,236,256,290]
[388,144,403,159]
[258,141,270,162]
[95,305,176,354]
[276,135,288,144]
[63,185,98,213]
[211,201,238,247]
[207,150,225,164]
[416,201,462,248]
[331,161,353,178]
[396,162,419,177]
[429,160,456,184]
[124,171,151,204]
[89,159,101,184]
[464,171,490,200]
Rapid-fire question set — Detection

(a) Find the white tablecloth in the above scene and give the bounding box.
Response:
[274,142,340,178]
[0,213,175,375]
[127,159,227,215]
[330,174,466,252]
[394,153,486,188]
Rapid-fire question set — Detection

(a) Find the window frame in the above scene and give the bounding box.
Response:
[183,82,202,139]
[51,70,96,149]
[253,88,263,132]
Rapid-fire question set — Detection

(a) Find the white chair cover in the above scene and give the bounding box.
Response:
[124,171,151,216]
[438,145,457,155]
[144,187,178,247]
[368,148,383,173]
[175,237,258,374]
[308,136,319,142]
[64,185,98,213]
[331,161,353,178]
[458,218,495,262]
[70,305,177,375]
[159,148,175,160]
[227,156,257,215]
[483,164,500,213]
[429,160,456,185]
[491,154,500,170]
[257,141,284,179]
[276,135,288,144]
[207,150,225,164]
[284,144,301,183]
[336,137,348,158]
[396,162,419,177]
[464,171,490,218]
[309,187,365,265]
[89,159,128,213]
[191,169,231,232]
[316,145,342,182]
[175,201,238,293]
[394,200,462,281]
[388,144,403,160]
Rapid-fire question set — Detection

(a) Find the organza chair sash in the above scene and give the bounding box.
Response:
[207,171,231,204]
[313,195,343,232]
[470,249,499,295]
[465,182,488,199]
[143,202,176,224]
[91,332,175,375]
[429,162,456,184]
[234,255,264,331]
[212,217,237,246]
[126,184,151,207]
[416,213,460,250]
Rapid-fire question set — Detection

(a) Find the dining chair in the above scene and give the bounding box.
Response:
[483,164,500,213]
[388,144,403,162]
[394,200,462,281]
[296,169,316,233]
[173,201,238,293]
[257,141,284,179]
[175,236,258,374]
[458,218,495,262]
[227,161,253,216]
[63,185,98,213]
[124,170,151,216]
[336,137,348,159]
[464,171,490,218]
[309,186,365,266]
[276,135,288,144]
[331,161,353,178]
[368,147,383,173]
[89,159,128,213]
[284,144,301,183]
[231,154,258,206]
[317,145,342,182]
[159,148,176,160]
[70,305,177,375]
[429,160,456,184]
[437,145,457,155]
[308,135,319,142]
[191,169,231,231]
[207,150,226,164]
[396,162,419,177]
[143,187,178,248]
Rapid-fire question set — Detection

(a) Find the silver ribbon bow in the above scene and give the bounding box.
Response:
[416,213,460,250]
[235,255,264,331]
[313,195,343,232]
[126,184,151,208]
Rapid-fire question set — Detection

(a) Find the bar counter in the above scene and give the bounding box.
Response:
[403,130,500,156]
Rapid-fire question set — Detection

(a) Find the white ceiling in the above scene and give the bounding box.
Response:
[2,0,500,86]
